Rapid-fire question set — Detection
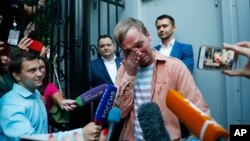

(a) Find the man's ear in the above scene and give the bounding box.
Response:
[173,25,176,32]
[146,31,152,41]
[12,72,20,82]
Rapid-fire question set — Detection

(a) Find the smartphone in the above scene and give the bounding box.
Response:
[197,45,237,70]
[29,39,43,52]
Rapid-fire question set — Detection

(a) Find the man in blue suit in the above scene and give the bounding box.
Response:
[154,14,194,73]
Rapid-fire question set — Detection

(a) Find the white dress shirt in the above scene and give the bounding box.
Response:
[102,55,117,83]
[159,38,175,56]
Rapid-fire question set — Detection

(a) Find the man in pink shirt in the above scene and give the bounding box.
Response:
[113,18,210,141]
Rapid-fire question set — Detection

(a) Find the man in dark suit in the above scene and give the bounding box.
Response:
[154,14,194,73]
[89,35,123,87]
[89,35,123,141]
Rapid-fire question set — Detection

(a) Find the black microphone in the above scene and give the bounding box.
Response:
[137,102,170,141]
[107,107,121,141]
[75,84,108,106]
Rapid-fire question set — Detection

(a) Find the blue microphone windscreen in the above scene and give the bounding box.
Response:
[108,107,121,123]
[94,85,117,124]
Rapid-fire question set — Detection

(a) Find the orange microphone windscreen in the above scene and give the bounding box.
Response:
[166,90,229,141]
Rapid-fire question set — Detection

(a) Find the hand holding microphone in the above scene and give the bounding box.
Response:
[84,84,117,140]
[82,122,102,141]
[60,99,77,111]
[48,122,102,141]
[74,84,117,140]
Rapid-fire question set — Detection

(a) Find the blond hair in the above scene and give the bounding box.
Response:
[114,18,148,46]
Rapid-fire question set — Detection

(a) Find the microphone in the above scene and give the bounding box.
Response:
[94,85,117,125]
[107,107,121,141]
[166,90,229,141]
[137,102,170,141]
[75,84,108,106]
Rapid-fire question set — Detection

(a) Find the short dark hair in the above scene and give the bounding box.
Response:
[8,52,38,75]
[155,14,175,26]
[97,35,114,46]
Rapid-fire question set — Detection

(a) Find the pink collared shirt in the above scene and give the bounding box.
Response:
[114,51,210,141]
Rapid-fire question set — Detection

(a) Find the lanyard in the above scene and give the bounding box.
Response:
[13,16,17,30]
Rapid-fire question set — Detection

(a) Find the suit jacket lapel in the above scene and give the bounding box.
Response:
[170,41,180,58]
[115,58,122,69]
[99,59,113,83]
[154,45,161,51]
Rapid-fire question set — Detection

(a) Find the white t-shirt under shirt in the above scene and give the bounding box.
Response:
[134,64,154,140]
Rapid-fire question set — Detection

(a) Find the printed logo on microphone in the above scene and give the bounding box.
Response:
[84,89,104,102]
[230,125,250,141]
[102,91,116,118]
[94,85,117,124]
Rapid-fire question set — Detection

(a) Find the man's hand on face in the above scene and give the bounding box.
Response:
[123,48,141,76]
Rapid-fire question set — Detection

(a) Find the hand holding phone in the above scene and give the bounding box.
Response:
[197,45,237,70]
[222,42,250,79]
